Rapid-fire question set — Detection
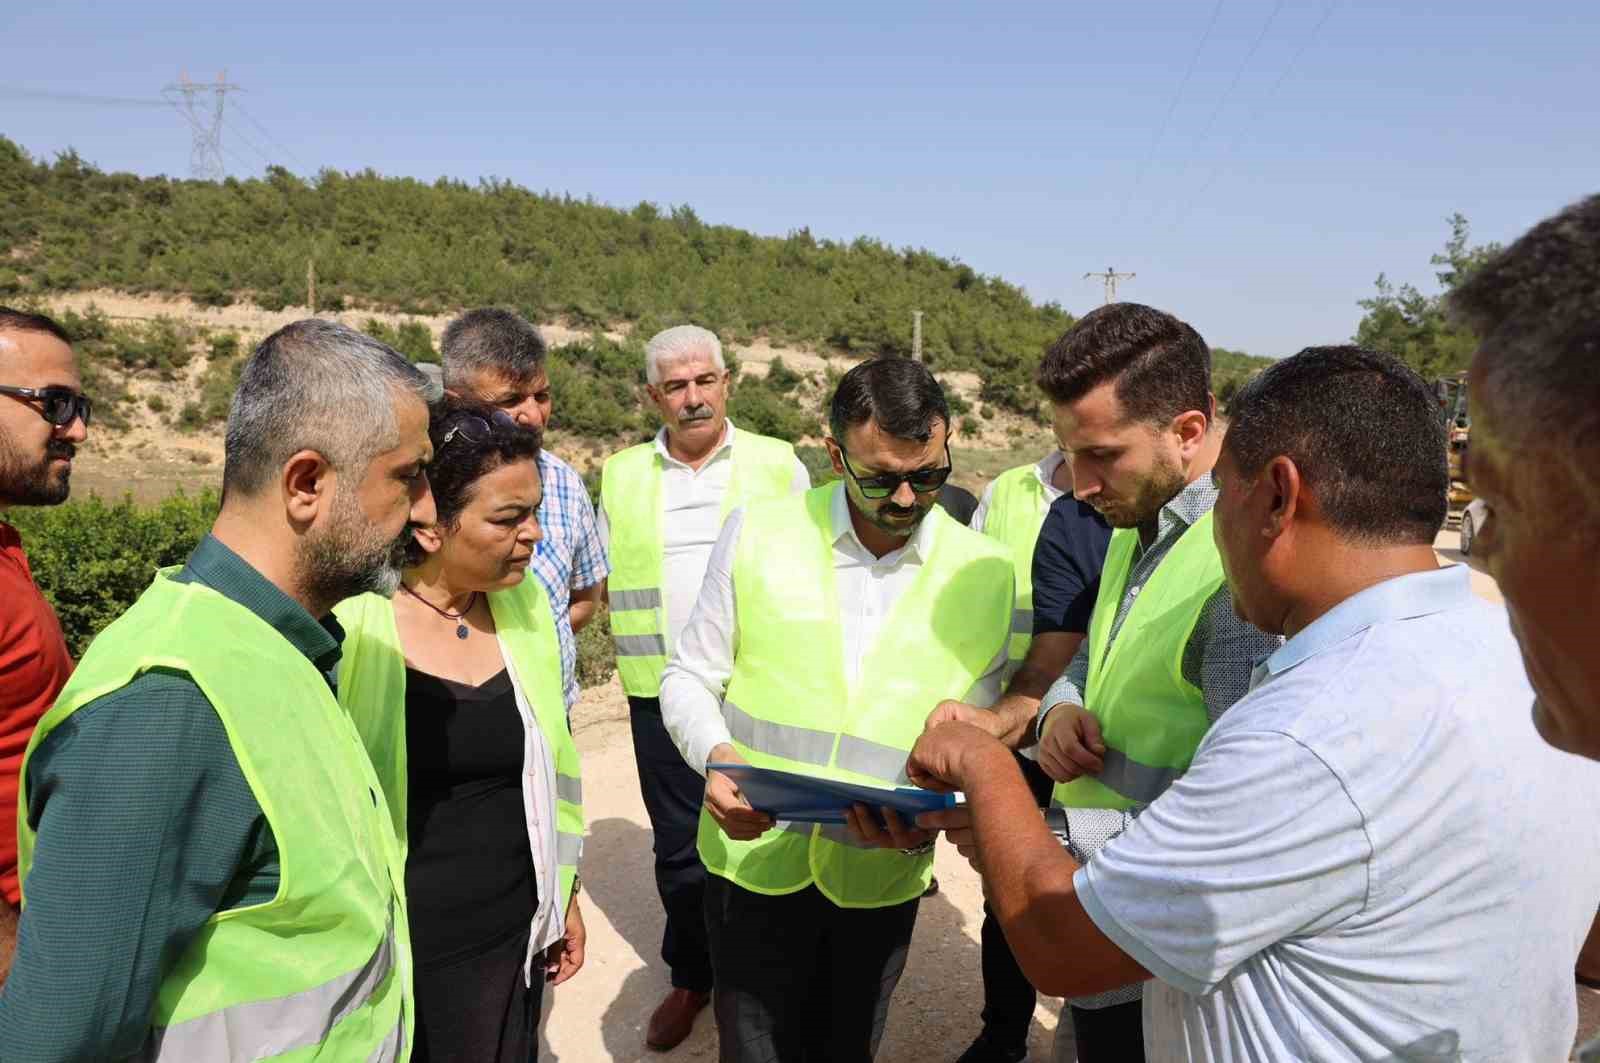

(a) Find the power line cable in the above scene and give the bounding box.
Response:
[231,98,311,172]
[1167,0,1341,233]
[0,85,166,108]
[1113,0,1227,226]
[1143,0,1286,230]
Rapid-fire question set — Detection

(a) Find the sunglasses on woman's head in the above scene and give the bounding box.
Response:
[440,408,522,447]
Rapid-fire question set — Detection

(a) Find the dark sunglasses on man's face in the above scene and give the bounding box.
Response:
[0,385,92,428]
[837,440,953,499]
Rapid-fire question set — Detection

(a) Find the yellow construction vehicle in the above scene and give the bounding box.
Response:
[1435,373,1473,509]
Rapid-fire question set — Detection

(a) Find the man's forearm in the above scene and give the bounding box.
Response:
[568,582,604,634]
[964,742,1148,998]
[0,894,16,989]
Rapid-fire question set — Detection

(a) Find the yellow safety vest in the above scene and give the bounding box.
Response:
[981,461,1057,678]
[602,424,797,697]
[1051,512,1224,811]
[699,483,1013,908]
[19,572,412,1061]
[334,578,584,909]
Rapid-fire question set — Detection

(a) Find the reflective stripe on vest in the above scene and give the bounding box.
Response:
[981,463,1054,670]
[700,484,1013,908]
[335,578,586,912]
[147,914,399,1061]
[20,573,412,1059]
[601,427,799,697]
[1050,510,1225,813]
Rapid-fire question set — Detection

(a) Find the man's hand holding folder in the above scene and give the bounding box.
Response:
[703,745,776,840]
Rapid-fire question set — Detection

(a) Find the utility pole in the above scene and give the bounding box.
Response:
[307,258,316,314]
[162,71,239,180]
[1084,266,1136,305]
[912,310,923,360]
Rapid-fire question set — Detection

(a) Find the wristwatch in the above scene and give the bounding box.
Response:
[570,874,583,898]
[900,839,936,856]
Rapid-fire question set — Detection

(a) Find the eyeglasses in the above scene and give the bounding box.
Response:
[836,440,952,499]
[440,408,522,447]
[0,385,92,428]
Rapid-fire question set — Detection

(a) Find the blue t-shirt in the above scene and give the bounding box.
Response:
[1031,494,1112,637]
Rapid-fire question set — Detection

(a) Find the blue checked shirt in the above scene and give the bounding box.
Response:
[529,450,610,707]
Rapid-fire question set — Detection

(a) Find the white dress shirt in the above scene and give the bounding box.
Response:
[971,449,1067,533]
[661,485,1010,775]
[597,418,811,656]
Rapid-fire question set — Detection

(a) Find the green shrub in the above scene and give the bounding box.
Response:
[209,332,240,360]
[763,356,804,395]
[727,377,815,443]
[363,318,438,363]
[945,389,973,417]
[9,492,220,655]
[576,609,617,689]
[145,394,167,413]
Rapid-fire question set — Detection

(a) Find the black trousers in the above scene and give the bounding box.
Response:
[413,926,543,1063]
[705,876,920,1063]
[1067,1000,1145,1063]
[978,754,1060,1047]
[628,695,715,992]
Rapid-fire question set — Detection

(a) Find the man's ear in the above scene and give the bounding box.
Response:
[411,520,444,557]
[1173,408,1210,459]
[824,436,846,476]
[283,449,334,528]
[1263,455,1302,541]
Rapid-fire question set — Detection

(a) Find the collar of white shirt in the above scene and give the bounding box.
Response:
[1252,564,1473,689]
[827,480,935,566]
[652,417,739,470]
[1033,450,1066,494]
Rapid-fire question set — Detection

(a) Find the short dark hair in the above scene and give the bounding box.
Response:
[1449,194,1600,469]
[0,307,72,346]
[407,397,542,566]
[1223,345,1448,545]
[440,307,548,390]
[828,356,949,444]
[1037,302,1212,425]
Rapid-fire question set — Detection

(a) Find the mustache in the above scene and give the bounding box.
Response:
[46,443,76,460]
[679,405,715,422]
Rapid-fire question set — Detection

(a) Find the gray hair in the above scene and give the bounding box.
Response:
[1449,194,1600,501]
[645,324,724,385]
[440,308,548,390]
[223,319,432,498]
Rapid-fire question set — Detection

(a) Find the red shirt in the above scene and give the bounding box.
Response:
[0,522,74,904]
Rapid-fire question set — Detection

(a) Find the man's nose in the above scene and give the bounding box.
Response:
[891,480,918,507]
[514,398,546,429]
[59,414,89,444]
[1070,458,1100,500]
[411,478,437,527]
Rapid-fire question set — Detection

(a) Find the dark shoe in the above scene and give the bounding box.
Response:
[956,1028,1028,1063]
[646,987,711,1051]
[924,874,941,897]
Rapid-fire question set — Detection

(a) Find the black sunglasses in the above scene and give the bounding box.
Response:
[439,408,522,447]
[0,385,92,428]
[836,440,953,499]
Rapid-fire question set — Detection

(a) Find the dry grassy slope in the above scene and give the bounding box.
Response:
[42,290,1054,503]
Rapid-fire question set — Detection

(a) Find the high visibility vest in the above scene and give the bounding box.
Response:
[1051,511,1224,812]
[19,572,412,1062]
[334,578,584,912]
[981,462,1056,678]
[699,483,1013,909]
[602,425,797,697]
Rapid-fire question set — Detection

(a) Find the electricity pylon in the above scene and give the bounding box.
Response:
[163,72,239,180]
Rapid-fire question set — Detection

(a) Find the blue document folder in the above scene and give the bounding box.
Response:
[708,762,961,824]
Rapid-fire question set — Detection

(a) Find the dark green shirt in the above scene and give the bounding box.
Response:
[0,535,344,1062]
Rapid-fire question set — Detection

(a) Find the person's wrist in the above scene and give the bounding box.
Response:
[948,723,1009,791]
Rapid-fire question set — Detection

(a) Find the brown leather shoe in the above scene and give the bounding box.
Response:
[646,987,711,1051]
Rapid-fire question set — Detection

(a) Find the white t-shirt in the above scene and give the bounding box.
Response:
[1075,565,1600,1062]
[597,419,811,654]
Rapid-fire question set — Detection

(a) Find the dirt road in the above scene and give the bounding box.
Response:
[538,532,1597,1061]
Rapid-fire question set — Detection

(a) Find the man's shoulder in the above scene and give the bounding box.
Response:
[601,440,657,474]
[538,450,591,496]
[732,426,797,459]
[33,670,218,770]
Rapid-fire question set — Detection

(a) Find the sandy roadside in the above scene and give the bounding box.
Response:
[537,532,1598,1060]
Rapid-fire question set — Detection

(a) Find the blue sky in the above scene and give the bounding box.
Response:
[3,1,1595,356]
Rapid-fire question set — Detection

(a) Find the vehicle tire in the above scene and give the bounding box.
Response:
[1460,512,1475,556]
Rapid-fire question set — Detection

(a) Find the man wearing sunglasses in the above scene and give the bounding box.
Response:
[0,308,87,990]
[660,356,1014,1062]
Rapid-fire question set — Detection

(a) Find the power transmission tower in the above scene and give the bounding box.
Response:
[1084,266,1136,305]
[912,310,923,360]
[163,71,240,180]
